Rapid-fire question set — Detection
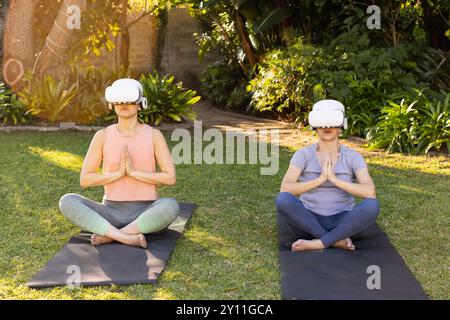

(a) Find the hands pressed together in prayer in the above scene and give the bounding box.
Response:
[318,152,338,185]
[118,145,137,178]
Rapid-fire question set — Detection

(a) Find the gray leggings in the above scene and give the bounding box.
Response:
[58,193,179,236]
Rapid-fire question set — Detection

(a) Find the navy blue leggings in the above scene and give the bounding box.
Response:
[275,192,380,248]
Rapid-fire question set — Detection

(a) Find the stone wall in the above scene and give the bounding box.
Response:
[128,12,158,73]
[160,7,216,87]
[92,7,215,87]
[93,11,158,73]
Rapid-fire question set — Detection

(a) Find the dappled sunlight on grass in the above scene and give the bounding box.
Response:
[184,227,232,259]
[0,279,76,299]
[34,212,72,243]
[0,278,68,300]
[366,153,449,175]
[152,287,177,300]
[79,288,138,300]
[27,146,83,172]
[396,184,436,195]
[163,270,184,281]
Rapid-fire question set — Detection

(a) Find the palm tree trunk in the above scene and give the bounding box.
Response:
[2,0,39,90]
[34,0,87,78]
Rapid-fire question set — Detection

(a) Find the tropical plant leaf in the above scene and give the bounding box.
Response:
[253,8,292,34]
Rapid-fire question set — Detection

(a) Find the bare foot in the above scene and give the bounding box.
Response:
[91,234,113,246]
[91,233,147,249]
[122,234,147,249]
[291,239,325,252]
[332,238,355,251]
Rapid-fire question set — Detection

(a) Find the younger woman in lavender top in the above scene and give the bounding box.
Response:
[276,100,380,251]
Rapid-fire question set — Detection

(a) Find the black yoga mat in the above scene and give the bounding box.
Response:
[277,213,428,300]
[27,203,196,288]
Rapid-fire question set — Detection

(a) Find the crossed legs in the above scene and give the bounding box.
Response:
[59,193,179,248]
[275,192,380,251]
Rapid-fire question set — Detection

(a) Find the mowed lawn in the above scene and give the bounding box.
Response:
[0,130,448,299]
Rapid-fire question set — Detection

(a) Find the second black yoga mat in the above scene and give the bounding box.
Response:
[27,203,196,288]
[277,214,428,300]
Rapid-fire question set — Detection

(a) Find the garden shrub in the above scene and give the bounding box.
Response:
[367,89,450,154]
[64,66,131,125]
[9,67,200,126]
[12,67,125,125]
[248,27,427,136]
[248,39,327,125]
[0,81,33,125]
[315,27,422,137]
[138,72,200,125]
[227,82,252,111]
[200,59,250,111]
[18,74,78,124]
[413,46,450,92]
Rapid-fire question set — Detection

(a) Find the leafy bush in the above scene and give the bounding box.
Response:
[248,40,326,124]
[313,27,422,136]
[200,60,250,111]
[64,66,131,125]
[227,83,251,111]
[12,68,199,126]
[0,82,33,125]
[248,28,426,135]
[18,74,79,124]
[67,93,108,125]
[13,66,132,126]
[367,89,450,154]
[413,47,450,92]
[139,72,200,125]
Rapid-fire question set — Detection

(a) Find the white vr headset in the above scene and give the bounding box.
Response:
[308,99,348,130]
[105,78,148,110]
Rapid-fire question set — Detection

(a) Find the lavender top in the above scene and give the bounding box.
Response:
[290,143,367,216]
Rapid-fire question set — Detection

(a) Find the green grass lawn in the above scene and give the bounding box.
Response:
[0,131,448,299]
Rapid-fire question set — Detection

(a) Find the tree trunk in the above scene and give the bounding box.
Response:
[120,29,131,71]
[148,12,159,71]
[233,11,258,68]
[276,0,290,35]
[34,0,87,78]
[2,0,39,90]
[119,5,159,72]
[117,0,129,71]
